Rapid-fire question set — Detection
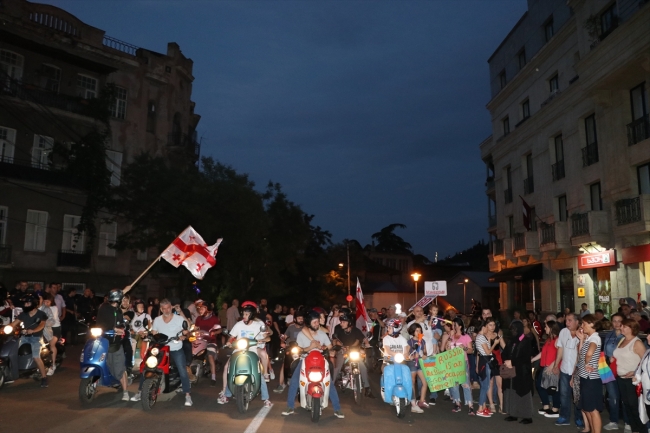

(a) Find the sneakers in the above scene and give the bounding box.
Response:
[217,392,229,405]
[477,408,492,418]
[538,407,549,414]
[544,409,559,418]
[122,391,130,401]
[429,397,436,405]
[555,418,571,426]
[264,374,270,382]
[47,366,56,376]
[40,378,48,388]
[364,388,376,398]
[411,403,424,413]
[273,384,286,393]
[468,407,476,416]
[282,407,295,416]
[185,395,193,407]
[334,411,345,419]
[263,400,273,408]
[624,425,632,432]
[452,404,462,413]
[269,370,275,380]
[603,422,619,430]
[131,392,142,401]
[417,401,430,409]
[576,421,585,429]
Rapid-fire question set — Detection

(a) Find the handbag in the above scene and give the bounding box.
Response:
[541,366,559,393]
[500,364,516,379]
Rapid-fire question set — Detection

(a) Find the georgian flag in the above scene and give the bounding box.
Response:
[160,226,222,279]
[355,278,372,333]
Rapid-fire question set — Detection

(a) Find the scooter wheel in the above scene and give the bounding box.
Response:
[393,396,408,418]
[310,397,321,423]
[0,368,6,389]
[79,377,98,405]
[141,378,159,411]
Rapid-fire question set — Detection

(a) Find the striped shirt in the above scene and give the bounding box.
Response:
[476,334,490,356]
[577,333,601,380]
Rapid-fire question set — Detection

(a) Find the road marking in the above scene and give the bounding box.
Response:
[243,406,271,433]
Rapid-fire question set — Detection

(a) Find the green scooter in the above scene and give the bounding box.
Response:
[225,326,266,413]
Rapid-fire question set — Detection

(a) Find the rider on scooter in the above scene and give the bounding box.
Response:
[332,313,375,398]
[273,309,305,393]
[193,300,222,386]
[7,294,48,388]
[281,310,345,418]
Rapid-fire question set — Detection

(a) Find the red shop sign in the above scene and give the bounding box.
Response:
[578,250,616,269]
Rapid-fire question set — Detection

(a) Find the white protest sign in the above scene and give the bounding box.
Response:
[409,296,435,311]
[424,281,447,297]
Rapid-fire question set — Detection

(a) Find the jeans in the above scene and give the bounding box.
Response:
[468,355,480,384]
[138,348,191,394]
[333,349,370,388]
[478,366,491,406]
[559,372,581,423]
[287,359,341,411]
[449,371,472,405]
[535,367,560,408]
[225,375,269,400]
[605,379,621,424]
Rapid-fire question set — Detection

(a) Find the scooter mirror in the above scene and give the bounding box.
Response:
[260,324,267,332]
[182,320,188,330]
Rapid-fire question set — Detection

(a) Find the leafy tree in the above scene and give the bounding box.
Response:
[370,223,412,253]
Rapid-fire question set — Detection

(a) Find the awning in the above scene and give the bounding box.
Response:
[622,244,650,264]
[489,263,543,283]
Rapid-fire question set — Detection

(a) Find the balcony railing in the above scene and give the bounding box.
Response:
[627,115,650,146]
[514,233,525,251]
[0,244,11,264]
[616,197,642,225]
[493,239,504,256]
[571,213,589,237]
[57,250,91,268]
[504,188,513,204]
[103,35,139,56]
[523,176,534,194]
[167,133,201,162]
[1,74,90,117]
[488,215,497,228]
[485,177,495,192]
[552,160,565,181]
[540,223,556,245]
[581,142,599,167]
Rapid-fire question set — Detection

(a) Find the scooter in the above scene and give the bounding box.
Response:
[189,324,220,384]
[225,327,266,413]
[138,321,187,411]
[283,340,301,382]
[336,346,364,405]
[1,321,65,388]
[79,327,131,405]
[298,349,331,423]
[380,351,412,418]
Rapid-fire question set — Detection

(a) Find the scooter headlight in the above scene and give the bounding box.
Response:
[2,325,12,334]
[146,356,159,368]
[236,339,248,350]
[308,371,323,382]
[349,351,360,361]
[150,347,159,356]
[394,353,405,364]
[90,328,102,338]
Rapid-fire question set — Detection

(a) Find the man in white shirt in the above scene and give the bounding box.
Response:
[553,313,583,428]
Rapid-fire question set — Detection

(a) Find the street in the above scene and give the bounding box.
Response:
[0,344,566,433]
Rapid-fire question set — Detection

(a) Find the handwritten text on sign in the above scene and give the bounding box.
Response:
[419,346,467,392]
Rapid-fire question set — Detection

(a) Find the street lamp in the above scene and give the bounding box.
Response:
[457,278,469,314]
[411,272,421,304]
[339,244,352,307]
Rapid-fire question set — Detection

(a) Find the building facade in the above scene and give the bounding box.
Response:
[481,0,650,315]
[0,0,201,298]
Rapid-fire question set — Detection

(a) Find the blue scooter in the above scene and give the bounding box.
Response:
[380,352,412,418]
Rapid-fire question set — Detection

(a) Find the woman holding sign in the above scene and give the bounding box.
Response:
[441,318,476,415]
[502,321,534,424]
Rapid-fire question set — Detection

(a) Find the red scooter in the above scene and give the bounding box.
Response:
[298,350,331,422]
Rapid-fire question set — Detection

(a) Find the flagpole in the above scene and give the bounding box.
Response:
[346,242,351,308]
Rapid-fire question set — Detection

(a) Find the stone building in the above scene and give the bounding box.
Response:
[481,0,650,315]
[0,0,200,298]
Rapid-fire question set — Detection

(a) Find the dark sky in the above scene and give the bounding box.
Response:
[41,0,527,260]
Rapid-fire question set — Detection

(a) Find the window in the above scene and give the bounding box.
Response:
[24,210,48,251]
[0,206,7,245]
[549,74,559,93]
[385,258,396,269]
[522,100,530,120]
[99,222,117,257]
[590,182,602,211]
[502,117,510,136]
[518,48,526,70]
[32,135,54,170]
[137,249,147,261]
[583,114,599,166]
[110,86,127,119]
[146,101,156,133]
[544,17,554,42]
[639,163,650,195]
[499,70,507,89]
[61,282,86,293]
[62,215,84,252]
[524,153,534,194]
[553,134,565,181]
[554,135,564,162]
[630,83,648,121]
[0,49,24,91]
[508,216,514,237]
[558,195,568,222]
[585,115,597,146]
[106,150,122,187]
[40,64,60,92]
[76,74,97,99]
[600,4,617,37]
[0,126,16,163]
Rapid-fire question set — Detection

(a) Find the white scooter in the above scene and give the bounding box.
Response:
[298,349,331,422]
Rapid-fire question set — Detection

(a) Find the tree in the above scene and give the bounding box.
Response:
[370,223,412,253]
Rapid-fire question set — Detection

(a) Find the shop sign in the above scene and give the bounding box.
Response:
[599,295,610,303]
[578,250,616,269]
[578,287,585,297]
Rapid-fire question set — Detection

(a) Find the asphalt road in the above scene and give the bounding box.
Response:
[0,344,586,433]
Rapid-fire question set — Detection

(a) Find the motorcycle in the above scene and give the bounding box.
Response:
[189,324,220,384]
[283,340,301,382]
[380,351,412,418]
[1,322,65,388]
[225,327,266,413]
[298,349,331,423]
[79,327,130,404]
[336,346,364,405]
[138,321,188,411]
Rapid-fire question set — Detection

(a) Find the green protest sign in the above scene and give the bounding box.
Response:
[419,346,467,392]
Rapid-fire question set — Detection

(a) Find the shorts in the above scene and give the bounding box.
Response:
[107,347,126,380]
[206,343,218,357]
[51,326,62,338]
[579,376,604,412]
[20,335,43,357]
[408,360,420,372]
[135,333,145,345]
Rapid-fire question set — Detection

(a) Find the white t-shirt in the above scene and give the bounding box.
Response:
[328,316,340,336]
[285,314,294,325]
[296,329,331,352]
[131,312,152,333]
[556,327,580,375]
[383,335,408,356]
[54,294,66,318]
[406,319,434,355]
[153,314,186,351]
[229,319,266,350]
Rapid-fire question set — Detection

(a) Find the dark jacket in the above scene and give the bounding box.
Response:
[503,323,533,397]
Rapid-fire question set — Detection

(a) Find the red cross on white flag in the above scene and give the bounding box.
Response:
[160,226,222,279]
[355,278,372,333]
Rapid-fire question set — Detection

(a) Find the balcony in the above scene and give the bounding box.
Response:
[485,177,495,194]
[493,238,514,261]
[523,176,534,195]
[488,215,497,229]
[0,76,92,117]
[539,221,570,253]
[167,133,201,163]
[493,239,504,258]
[57,250,91,268]
[0,157,75,186]
[513,232,540,258]
[582,142,599,167]
[614,195,650,236]
[504,188,513,204]
[552,160,565,181]
[627,115,650,146]
[0,245,11,265]
[570,211,609,246]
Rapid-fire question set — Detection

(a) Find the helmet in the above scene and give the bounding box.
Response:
[241,301,257,309]
[339,307,352,316]
[312,306,326,316]
[306,310,321,330]
[386,318,402,336]
[194,299,206,309]
[108,289,123,304]
[20,294,37,312]
[339,313,351,324]
[242,301,257,324]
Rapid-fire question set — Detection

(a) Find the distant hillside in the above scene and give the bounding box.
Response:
[438,240,489,271]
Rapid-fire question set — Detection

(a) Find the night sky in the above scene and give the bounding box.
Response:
[40,0,527,260]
